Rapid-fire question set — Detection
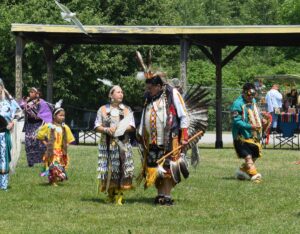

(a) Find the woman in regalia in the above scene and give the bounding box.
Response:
[94,85,135,205]
[0,79,19,190]
[20,88,52,167]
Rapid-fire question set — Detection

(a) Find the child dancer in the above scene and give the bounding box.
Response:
[37,107,74,186]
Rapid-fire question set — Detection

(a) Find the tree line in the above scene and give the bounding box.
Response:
[0,0,300,113]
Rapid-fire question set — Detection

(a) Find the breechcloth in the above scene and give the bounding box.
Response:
[234,138,262,159]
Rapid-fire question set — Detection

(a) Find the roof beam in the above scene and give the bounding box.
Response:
[193,43,215,64]
[222,46,245,67]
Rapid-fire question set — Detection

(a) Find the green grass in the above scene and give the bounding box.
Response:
[1,144,300,234]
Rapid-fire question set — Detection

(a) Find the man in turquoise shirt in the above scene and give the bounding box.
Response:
[231,83,263,183]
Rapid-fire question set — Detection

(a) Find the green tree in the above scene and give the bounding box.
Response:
[239,0,283,24]
[0,0,300,117]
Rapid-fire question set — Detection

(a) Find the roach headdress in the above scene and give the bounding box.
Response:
[135,50,166,84]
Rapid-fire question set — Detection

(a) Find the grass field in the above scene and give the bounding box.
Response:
[0,144,300,233]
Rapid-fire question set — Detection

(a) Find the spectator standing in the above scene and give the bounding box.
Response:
[265,84,282,131]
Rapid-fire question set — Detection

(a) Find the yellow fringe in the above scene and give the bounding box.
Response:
[247,168,258,176]
[241,138,262,158]
[145,167,158,188]
[172,137,180,158]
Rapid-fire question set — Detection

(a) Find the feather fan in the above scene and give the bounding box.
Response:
[184,85,210,167]
[184,85,210,136]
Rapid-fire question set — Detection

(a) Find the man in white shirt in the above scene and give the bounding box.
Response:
[138,72,189,206]
[265,84,283,130]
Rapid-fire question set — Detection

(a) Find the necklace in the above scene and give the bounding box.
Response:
[49,123,63,133]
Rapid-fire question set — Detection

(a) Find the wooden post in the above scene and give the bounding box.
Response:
[15,35,25,100]
[43,45,54,103]
[196,44,244,148]
[180,38,189,92]
[212,46,223,149]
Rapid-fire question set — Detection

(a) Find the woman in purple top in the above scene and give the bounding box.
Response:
[20,88,52,167]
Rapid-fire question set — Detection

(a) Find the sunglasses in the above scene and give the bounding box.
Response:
[244,89,256,97]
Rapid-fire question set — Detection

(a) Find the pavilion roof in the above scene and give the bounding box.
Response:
[11,24,300,46]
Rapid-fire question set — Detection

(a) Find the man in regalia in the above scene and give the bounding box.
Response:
[231,83,266,182]
[137,71,189,206]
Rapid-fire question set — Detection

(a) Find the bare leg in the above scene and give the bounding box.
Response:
[155,177,175,205]
[244,155,261,182]
[161,178,174,196]
[244,155,256,172]
[51,177,58,186]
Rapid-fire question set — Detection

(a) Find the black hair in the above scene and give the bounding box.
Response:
[242,82,256,92]
[145,75,164,86]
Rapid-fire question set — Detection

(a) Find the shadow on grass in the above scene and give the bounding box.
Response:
[123,197,154,205]
[81,197,102,203]
[295,212,300,217]
[221,176,237,180]
[38,183,51,187]
[80,196,154,205]
[38,182,67,187]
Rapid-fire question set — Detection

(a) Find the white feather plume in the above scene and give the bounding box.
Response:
[136,72,146,81]
[157,164,167,176]
[55,99,63,108]
[97,78,113,87]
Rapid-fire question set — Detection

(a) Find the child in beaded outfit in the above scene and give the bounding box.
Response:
[37,107,75,186]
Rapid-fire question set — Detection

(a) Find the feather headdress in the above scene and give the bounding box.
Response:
[55,99,63,109]
[135,50,166,82]
[97,78,113,87]
[53,99,64,116]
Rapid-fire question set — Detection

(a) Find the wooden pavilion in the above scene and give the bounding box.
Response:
[11,24,300,148]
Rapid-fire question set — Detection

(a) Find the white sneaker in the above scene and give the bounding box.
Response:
[251,173,262,182]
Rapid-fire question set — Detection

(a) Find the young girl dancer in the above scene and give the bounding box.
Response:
[37,107,74,186]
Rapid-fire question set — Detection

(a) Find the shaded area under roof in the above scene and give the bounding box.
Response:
[11,24,300,46]
[11,24,300,149]
[255,74,300,86]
